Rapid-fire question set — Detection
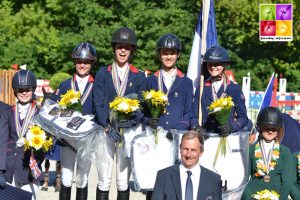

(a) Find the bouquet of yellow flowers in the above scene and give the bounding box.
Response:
[23,125,54,152]
[208,96,234,167]
[109,96,140,147]
[143,90,168,144]
[252,189,280,200]
[58,89,82,113]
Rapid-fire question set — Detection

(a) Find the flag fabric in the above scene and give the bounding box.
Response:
[257,72,277,113]
[187,0,218,90]
[29,153,41,179]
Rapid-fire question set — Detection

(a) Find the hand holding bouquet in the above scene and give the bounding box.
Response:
[23,125,53,178]
[58,89,82,114]
[143,90,168,144]
[252,189,279,200]
[208,96,234,167]
[109,96,140,147]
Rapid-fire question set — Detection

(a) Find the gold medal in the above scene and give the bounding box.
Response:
[263,175,271,182]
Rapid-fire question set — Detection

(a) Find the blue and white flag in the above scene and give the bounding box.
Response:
[257,72,276,114]
[187,0,218,90]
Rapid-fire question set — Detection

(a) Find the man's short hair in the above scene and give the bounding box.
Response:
[180,130,204,152]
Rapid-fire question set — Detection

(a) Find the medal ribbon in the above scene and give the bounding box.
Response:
[15,102,37,139]
[259,140,274,175]
[158,69,176,96]
[211,75,228,101]
[71,76,93,105]
[111,62,129,97]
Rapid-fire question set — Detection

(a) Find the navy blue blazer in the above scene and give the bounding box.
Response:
[54,75,94,115]
[93,64,146,127]
[152,164,222,200]
[191,78,248,133]
[145,70,193,130]
[0,104,44,184]
[0,101,10,118]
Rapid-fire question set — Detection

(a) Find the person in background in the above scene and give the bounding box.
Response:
[54,42,97,200]
[93,27,145,200]
[191,46,248,136]
[151,130,222,200]
[242,107,294,200]
[0,70,43,200]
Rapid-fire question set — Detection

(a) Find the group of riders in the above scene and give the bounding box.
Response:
[0,26,299,200]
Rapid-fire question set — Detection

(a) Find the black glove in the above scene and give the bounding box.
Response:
[133,110,144,123]
[193,125,210,140]
[117,119,136,128]
[0,171,6,189]
[218,124,233,136]
[108,127,122,143]
[166,131,173,140]
[146,118,159,129]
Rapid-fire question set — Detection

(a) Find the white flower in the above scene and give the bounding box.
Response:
[146,93,152,99]
[70,97,79,104]
[117,101,129,112]
[213,107,222,112]
[131,106,139,111]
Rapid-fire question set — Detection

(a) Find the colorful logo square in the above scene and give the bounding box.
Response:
[276,20,292,36]
[260,4,276,20]
[259,4,293,41]
[260,21,276,36]
[276,4,292,20]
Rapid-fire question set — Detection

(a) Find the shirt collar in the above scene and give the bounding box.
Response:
[75,74,89,84]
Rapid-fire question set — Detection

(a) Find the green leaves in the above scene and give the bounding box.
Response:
[0,0,298,91]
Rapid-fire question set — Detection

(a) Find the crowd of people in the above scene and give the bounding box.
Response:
[0,26,299,200]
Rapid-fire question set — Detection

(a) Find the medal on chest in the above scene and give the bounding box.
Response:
[15,102,37,147]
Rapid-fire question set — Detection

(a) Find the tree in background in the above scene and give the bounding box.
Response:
[0,0,298,91]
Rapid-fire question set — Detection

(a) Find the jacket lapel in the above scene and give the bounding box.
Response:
[197,166,207,200]
[171,164,182,200]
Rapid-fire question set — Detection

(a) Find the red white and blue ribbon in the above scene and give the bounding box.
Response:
[111,62,129,97]
[15,102,37,140]
[71,75,93,105]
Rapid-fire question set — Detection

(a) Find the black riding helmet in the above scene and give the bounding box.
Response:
[203,46,230,64]
[12,69,37,91]
[72,42,97,62]
[156,33,182,52]
[111,27,137,50]
[256,107,283,131]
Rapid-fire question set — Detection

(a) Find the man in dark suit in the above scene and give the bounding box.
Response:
[152,130,222,200]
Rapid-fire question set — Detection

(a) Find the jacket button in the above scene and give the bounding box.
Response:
[166,112,170,115]
[166,122,169,124]
[14,153,17,156]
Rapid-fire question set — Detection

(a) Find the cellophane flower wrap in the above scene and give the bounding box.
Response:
[143,90,168,144]
[58,89,82,112]
[109,96,140,147]
[252,189,279,200]
[208,96,234,167]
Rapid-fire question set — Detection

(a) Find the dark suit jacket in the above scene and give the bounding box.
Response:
[152,164,222,200]
[144,70,193,131]
[93,64,146,127]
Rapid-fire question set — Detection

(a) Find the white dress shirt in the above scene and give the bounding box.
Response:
[262,139,275,162]
[161,68,177,91]
[18,103,30,120]
[180,162,201,200]
[76,75,89,94]
[117,64,129,82]
[212,78,223,94]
